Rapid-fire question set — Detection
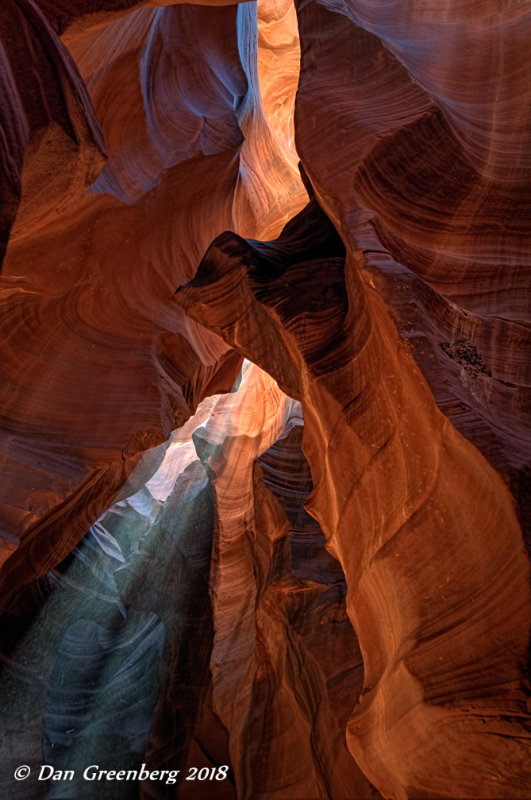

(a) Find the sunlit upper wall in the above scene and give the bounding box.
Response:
[257,0,301,170]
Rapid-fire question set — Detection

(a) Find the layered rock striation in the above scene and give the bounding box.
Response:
[0,0,303,610]
[0,0,530,799]
[176,185,531,799]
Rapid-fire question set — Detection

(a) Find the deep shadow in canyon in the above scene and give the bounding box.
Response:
[0,0,530,798]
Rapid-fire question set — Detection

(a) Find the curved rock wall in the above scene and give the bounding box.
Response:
[0,0,530,799]
[294,0,531,501]
[0,0,302,609]
[176,190,531,799]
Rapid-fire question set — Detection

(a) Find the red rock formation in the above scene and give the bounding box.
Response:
[0,0,301,609]
[293,0,531,519]
[175,189,531,798]
[0,0,530,798]
[0,0,104,266]
[190,364,373,800]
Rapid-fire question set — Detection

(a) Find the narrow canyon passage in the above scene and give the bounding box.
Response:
[0,1,530,799]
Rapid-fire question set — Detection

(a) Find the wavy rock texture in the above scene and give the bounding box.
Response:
[0,0,303,610]
[0,364,378,800]
[175,192,531,799]
[0,0,530,799]
[0,0,104,265]
[293,0,531,526]
[193,364,374,800]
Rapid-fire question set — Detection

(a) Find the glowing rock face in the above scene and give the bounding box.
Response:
[0,1,530,799]
[176,190,531,799]
[0,0,301,602]
[294,0,531,494]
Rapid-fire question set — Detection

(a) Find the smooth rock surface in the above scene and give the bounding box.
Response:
[0,0,530,798]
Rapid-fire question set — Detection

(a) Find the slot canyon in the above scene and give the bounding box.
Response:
[0,0,530,798]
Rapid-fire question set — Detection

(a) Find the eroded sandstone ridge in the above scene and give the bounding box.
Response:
[0,0,530,799]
